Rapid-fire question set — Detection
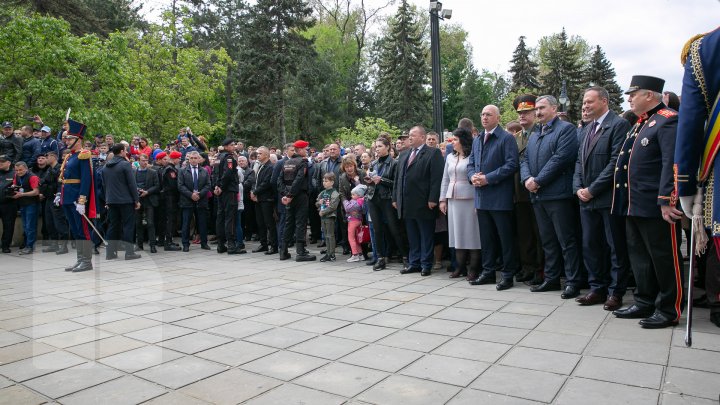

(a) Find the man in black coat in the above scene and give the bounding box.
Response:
[0,122,22,164]
[102,144,141,260]
[178,151,211,252]
[213,139,241,254]
[573,87,632,311]
[0,155,16,253]
[134,153,160,253]
[250,146,278,254]
[393,126,444,276]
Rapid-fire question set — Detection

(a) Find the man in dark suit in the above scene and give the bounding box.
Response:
[251,146,278,255]
[393,126,444,276]
[467,105,520,290]
[135,153,160,253]
[178,151,212,252]
[573,87,632,310]
[520,95,581,298]
[103,144,141,261]
[271,143,295,247]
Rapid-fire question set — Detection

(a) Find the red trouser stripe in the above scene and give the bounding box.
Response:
[669,222,683,322]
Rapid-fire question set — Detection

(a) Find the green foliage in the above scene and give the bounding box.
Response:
[335,117,400,147]
[584,45,624,114]
[459,68,495,127]
[509,36,540,92]
[439,24,469,130]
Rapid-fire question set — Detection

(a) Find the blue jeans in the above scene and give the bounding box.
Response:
[19,203,38,249]
[236,209,244,244]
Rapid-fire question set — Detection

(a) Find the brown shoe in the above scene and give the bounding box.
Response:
[575,291,607,306]
[603,295,623,311]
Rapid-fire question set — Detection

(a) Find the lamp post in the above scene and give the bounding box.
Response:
[430,1,451,139]
[558,79,569,113]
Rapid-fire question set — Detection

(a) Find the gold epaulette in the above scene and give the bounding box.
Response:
[681,33,705,65]
[78,149,92,160]
[657,109,678,118]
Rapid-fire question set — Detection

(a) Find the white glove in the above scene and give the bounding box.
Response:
[679,195,694,219]
[53,194,61,207]
[75,202,86,216]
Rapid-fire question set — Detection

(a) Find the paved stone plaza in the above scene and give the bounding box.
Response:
[0,244,719,405]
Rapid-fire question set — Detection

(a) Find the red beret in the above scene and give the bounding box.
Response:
[293,140,309,149]
[169,151,182,159]
[155,152,166,160]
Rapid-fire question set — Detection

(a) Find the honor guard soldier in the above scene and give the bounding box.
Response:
[213,139,241,254]
[674,26,720,328]
[278,140,316,262]
[612,75,683,329]
[60,119,97,272]
[161,151,182,251]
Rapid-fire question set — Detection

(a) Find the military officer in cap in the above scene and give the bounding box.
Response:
[213,139,241,254]
[512,95,544,284]
[60,119,97,272]
[612,75,683,329]
[278,140,316,262]
[674,26,720,328]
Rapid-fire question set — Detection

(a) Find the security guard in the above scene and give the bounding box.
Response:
[213,139,241,254]
[60,119,97,272]
[278,140,315,262]
[675,26,720,328]
[161,151,182,251]
[612,75,683,329]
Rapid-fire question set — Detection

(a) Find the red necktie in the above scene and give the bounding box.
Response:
[407,148,417,166]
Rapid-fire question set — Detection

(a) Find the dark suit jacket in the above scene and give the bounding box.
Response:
[467,127,519,211]
[573,110,630,210]
[178,166,211,208]
[252,161,275,202]
[392,145,444,219]
[135,167,160,207]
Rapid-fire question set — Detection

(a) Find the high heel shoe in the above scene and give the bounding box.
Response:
[373,257,386,271]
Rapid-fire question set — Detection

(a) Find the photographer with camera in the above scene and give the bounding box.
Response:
[0,156,17,253]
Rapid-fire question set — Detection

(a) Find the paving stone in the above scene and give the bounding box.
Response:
[65,335,146,360]
[500,346,580,375]
[555,377,659,405]
[481,312,544,329]
[15,320,86,339]
[157,332,233,354]
[145,308,205,323]
[184,300,237,313]
[349,298,402,311]
[340,344,424,372]
[243,327,317,349]
[247,310,309,326]
[288,335,366,360]
[70,310,135,326]
[470,365,566,403]
[0,341,55,364]
[400,354,489,387]
[135,356,227,389]
[98,345,183,372]
[357,374,460,405]
[377,330,450,353]
[124,324,196,343]
[328,323,396,343]
[0,350,86,382]
[0,376,11,389]
[285,316,350,334]
[660,393,718,405]
[574,356,664,389]
[172,313,237,330]
[518,330,591,354]
[284,302,339,316]
[587,338,669,365]
[36,327,113,349]
[663,367,720,400]
[453,298,508,311]
[500,302,557,317]
[432,338,512,363]
[0,331,28,348]
[407,318,474,337]
[360,312,424,329]
[460,324,529,345]
[118,303,174,316]
[97,317,162,334]
[244,383,346,405]
[0,385,49,405]
[214,305,272,319]
[669,346,720,374]
[22,362,123,398]
[240,351,327,381]
[320,307,378,322]
[252,297,304,309]
[598,319,673,344]
[143,391,212,405]
[431,307,492,323]
[446,388,541,405]
[411,294,463,307]
[205,319,274,339]
[387,302,444,317]
[295,362,389,397]
[195,340,276,366]
[58,375,166,405]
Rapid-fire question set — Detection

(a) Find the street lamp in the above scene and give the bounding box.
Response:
[558,79,570,112]
[430,1,451,139]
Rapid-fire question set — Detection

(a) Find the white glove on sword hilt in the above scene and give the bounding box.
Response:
[74,202,85,216]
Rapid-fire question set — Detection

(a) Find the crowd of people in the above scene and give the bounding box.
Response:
[0,28,718,332]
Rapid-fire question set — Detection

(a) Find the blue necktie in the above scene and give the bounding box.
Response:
[192,167,198,190]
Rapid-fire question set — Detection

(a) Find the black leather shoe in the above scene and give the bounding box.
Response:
[216,245,227,254]
[639,312,678,329]
[72,261,93,272]
[373,258,386,271]
[165,244,181,252]
[125,253,142,260]
[710,312,720,328]
[342,247,351,255]
[400,267,421,274]
[182,245,190,252]
[515,270,534,283]
[150,245,157,253]
[200,244,210,250]
[252,245,269,253]
[613,304,655,319]
[496,279,514,291]
[469,273,496,286]
[693,295,710,308]
[530,280,561,292]
[265,247,278,255]
[2,247,10,253]
[365,258,377,266]
[421,268,431,277]
[106,253,117,260]
[561,285,581,299]
[279,250,291,260]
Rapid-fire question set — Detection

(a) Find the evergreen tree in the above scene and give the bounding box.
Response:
[538,28,587,121]
[508,36,540,92]
[374,0,430,130]
[232,0,315,145]
[584,45,624,114]
[459,67,494,127]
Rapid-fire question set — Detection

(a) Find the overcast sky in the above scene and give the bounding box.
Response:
[141,0,719,100]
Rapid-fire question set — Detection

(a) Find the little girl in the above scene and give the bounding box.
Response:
[343,185,367,262]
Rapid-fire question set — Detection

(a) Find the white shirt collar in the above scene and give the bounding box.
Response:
[595,110,610,127]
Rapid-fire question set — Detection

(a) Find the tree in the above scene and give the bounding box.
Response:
[438,24,469,130]
[584,45,624,114]
[459,67,496,127]
[509,36,540,92]
[334,117,400,147]
[374,0,429,129]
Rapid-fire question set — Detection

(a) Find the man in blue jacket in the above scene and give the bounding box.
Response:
[520,95,581,298]
[467,105,520,290]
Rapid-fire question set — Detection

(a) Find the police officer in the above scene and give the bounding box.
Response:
[39,152,69,254]
[213,139,241,254]
[161,151,182,251]
[278,140,315,262]
[0,155,17,253]
[612,75,683,329]
[60,119,97,272]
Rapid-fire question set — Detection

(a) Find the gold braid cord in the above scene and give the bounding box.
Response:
[689,37,710,112]
[681,33,705,65]
[705,172,715,229]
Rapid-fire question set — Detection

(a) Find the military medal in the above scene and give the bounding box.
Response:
[641,138,649,147]
[649,120,656,127]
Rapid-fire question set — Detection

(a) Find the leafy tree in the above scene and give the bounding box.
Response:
[509,36,540,92]
[459,67,494,127]
[438,24,469,130]
[583,45,624,114]
[334,117,400,147]
[374,0,430,130]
